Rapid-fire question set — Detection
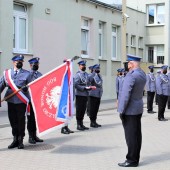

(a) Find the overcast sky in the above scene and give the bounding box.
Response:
[98,0,122,4]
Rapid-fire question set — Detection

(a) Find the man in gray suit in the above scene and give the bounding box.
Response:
[117,54,146,167]
[156,65,169,121]
[0,55,30,149]
[146,65,156,113]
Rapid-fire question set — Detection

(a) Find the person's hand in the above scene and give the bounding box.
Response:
[119,113,125,121]
[90,86,96,90]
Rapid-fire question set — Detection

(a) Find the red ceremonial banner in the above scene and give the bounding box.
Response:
[28,63,68,136]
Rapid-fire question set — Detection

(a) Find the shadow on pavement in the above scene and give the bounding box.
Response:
[141,152,170,166]
[52,144,113,154]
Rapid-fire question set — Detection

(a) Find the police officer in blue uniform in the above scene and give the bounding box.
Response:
[86,65,94,116]
[88,64,102,127]
[0,55,30,149]
[74,60,91,131]
[88,65,94,73]
[155,70,161,105]
[156,65,169,121]
[117,54,146,167]
[27,57,44,144]
[116,68,124,99]
[146,65,156,113]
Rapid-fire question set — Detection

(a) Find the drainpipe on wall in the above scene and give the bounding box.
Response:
[121,0,127,67]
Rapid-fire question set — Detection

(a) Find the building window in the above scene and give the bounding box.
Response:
[147,45,164,64]
[138,37,143,48]
[131,35,136,47]
[147,4,165,25]
[99,22,104,58]
[126,33,128,46]
[81,18,90,57]
[157,56,164,64]
[13,3,28,53]
[111,26,117,60]
[148,47,154,63]
[157,45,164,64]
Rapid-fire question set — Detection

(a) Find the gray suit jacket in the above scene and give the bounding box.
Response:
[117,68,146,115]
[0,68,30,104]
[28,70,42,82]
[88,72,103,98]
[74,70,90,97]
[156,73,170,96]
[146,72,156,92]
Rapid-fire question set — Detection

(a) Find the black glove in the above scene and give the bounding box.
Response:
[22,86,28,92]
[119,113,125,121]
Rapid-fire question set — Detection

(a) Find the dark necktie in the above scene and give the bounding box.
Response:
[14,70,18,76]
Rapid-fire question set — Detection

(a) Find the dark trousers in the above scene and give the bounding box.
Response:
[167,96,170,109]
[8,102,26,137]
[86,96,90,115]
[147,91,155,111]
[76,96,88,124]
[89,96,101,122]
[122,114,142,163]
[155,94,158,104]
[157,94,168,119]
[27,103,36,134]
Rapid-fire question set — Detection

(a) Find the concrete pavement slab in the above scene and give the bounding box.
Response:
[0,97,170,169]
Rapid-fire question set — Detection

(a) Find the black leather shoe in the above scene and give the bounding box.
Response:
[158,118,168,121]
[118,161,138,167]
[28,136,36,144]
[34,136,44,142]
[148,111,156,114]
[81,124,89,130]
[95,122,101,127]
[61,127,70,134]
[90,122,98,128]
[77,125,85,131]
[18,136,24,149]
[18,143,24,149]
[65,126,74,133]
[8,137,18,149]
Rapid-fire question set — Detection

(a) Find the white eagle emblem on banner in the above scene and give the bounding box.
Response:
[46,86,61,109]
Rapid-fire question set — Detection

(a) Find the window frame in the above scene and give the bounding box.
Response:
[148,46,154,63]
[147,45,165,65]
[131,35,136,47]
[81,18,90,58]
[13,3,28,53]
[138,37,143,49]
[111,25,117,60]
[98,22,104,59]
[147,4,165,25]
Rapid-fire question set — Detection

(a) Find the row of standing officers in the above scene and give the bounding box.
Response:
[0,55,104,149]
[0,55,43,149]
[116,54,170,167]
[116,64,170,121]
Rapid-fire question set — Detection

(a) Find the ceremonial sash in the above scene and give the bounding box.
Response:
[4,69,30,115]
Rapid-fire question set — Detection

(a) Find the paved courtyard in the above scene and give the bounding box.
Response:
[0,97,170,170]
